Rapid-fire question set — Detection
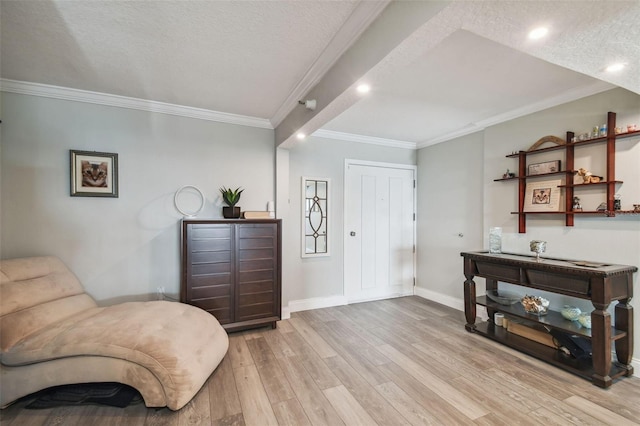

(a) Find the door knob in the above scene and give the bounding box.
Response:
[350,231,356,236]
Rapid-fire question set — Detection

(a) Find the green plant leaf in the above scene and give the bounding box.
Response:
[219,186,244,207]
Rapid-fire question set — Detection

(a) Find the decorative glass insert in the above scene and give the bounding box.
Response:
[302,177,329,257]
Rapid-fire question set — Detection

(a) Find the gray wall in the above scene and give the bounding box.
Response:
[1,92,275,303]
[283,136,416,307]
[416,131,484,308]
[416,87,640,366]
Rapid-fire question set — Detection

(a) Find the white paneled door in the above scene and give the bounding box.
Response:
[344,161,416,303]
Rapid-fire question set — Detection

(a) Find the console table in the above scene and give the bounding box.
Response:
[462,251,636,388]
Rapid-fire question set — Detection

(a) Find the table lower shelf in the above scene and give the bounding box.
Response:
[469,321,630,385]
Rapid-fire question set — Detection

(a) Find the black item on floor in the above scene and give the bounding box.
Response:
[25,382,142,409]
[549,329,593,361]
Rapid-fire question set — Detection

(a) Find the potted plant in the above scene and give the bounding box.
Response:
[219,186,244,218]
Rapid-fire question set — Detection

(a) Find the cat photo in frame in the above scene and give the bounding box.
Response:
[70,150,118,197]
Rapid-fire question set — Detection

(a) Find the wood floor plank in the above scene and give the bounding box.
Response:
[275,319,296,334]
[94,403,150,426]
[451,375,541,423]
[228,335,255,370]
[563,395,640,426]
[302,307,337,323]
[526,406,591,426]
[324,356,409,426]
[376,344,489,420]
[375,298,428,321]
[376,362,475,425]
[0,400,50,426]
[208,355,242,421]
[245,337,295,403]
[233,364,278,426]
[276,355,345,426]
[311,321,391,386]
[384,296,440,319]
[403,296,457,317]
[244,335,274,365]
[412,341,492,380]
[473,413,519,426]
[318,320,390,366]
[212,413,245,426]
[261,328,297,359]
[271,398,312,426]
[144,407,180,426]
[335,303,387,330]
[323,385,377,426]
[322,307,386,346]
[375,381,443,425]
[369,327,461,382]
[287,316,338,358]
[279,328,342,390]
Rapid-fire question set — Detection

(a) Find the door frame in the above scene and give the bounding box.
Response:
[343,159,417,302]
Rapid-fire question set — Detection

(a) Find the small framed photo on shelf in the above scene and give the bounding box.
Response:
[523,180,561,212]
[527,160,561,176]
[70,150,119,197]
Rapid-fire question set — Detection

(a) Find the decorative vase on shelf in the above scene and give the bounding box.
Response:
[219,186,243,219]
[561,305,582,321]
[578,314,592,329]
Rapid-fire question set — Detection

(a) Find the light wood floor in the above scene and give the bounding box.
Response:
[2,296,640,425]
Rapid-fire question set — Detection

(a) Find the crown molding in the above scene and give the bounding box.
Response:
[417,80,615,149]
[269,1,390,128]
[312,129,416,149]
[0,79,273,129]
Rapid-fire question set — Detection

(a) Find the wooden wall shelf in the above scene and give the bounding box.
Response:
[500,112,639,233]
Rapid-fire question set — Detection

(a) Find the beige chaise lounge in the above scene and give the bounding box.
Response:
[0,256,229,410]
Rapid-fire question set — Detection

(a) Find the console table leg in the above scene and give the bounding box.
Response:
[615,299,634,376]
[464,277,476,331]
[591,307,612,388]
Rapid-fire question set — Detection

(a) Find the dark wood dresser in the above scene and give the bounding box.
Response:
[181,219,281,332]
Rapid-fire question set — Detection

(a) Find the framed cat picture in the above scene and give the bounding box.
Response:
[70,150,119,197]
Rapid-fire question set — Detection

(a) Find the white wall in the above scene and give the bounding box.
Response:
[1,93,275,303]
[417,87,640,367]
[282,136,415,312]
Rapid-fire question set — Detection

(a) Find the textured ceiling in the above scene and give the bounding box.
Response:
[1,0,363,119]
[321,0,640,146]
[1,1,639,146]
[322,29,607,143]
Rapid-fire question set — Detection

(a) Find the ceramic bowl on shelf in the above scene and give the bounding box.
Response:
[578,314,592,329]
[560,305,582,321]
[486,290,521,305]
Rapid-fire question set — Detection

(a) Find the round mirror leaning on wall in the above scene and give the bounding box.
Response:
[174,185,205,217]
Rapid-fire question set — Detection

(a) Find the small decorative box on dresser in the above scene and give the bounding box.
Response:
[181,219,282,332]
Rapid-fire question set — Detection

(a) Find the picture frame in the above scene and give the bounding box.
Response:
[527,160,561,176]
[523,180,561,212]
[70,150,119,197]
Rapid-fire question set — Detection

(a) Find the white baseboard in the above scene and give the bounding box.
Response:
[413,286,465,312]
[281,295,349,319]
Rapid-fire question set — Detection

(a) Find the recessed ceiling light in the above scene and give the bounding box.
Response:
[296,132,306,140]
[606,62,625,72]
[356,84,371,94]
[528,27,549,40]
